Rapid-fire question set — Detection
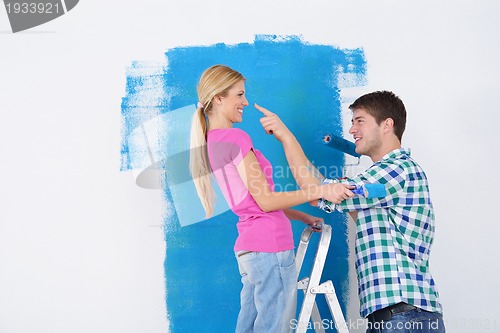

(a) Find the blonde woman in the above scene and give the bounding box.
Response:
[190,65,353,333]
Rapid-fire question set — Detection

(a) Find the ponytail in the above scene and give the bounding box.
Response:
[189,106,215,218]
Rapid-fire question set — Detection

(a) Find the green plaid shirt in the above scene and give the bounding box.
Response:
[331,148,442,318]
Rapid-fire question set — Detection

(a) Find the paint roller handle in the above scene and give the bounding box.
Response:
[352,186,365,196]
[353,183,387,198]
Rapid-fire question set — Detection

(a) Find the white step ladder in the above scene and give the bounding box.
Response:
[294,224,349,333]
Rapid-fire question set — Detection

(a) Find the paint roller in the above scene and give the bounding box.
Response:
[322,178,386,198]
[322,133,361,158]
[352,183,387,198]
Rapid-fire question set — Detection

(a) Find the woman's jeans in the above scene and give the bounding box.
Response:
[366,308,445,333]
[235,249,297,333]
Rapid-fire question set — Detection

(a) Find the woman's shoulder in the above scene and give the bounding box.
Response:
[217,127,248,135]
[210,127,251,141]
[208,128,254,164]
[228,127,250,138]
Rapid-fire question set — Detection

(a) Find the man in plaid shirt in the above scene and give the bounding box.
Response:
[257,91,445,332]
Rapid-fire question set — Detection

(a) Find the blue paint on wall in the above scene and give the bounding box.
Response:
[121,35,366,332]
[121,61,170,171]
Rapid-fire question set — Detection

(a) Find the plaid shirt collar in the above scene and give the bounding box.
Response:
[379,147,411,162]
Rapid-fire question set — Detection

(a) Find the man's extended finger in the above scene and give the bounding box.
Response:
[254,103,274,116]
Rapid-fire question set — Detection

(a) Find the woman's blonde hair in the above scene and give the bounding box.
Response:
[189,65,245,218]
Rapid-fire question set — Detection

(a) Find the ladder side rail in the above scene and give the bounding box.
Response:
[295,227,313,274]
[295,225,332,333]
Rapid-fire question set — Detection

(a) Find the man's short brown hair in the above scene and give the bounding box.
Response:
[349,91,407,142]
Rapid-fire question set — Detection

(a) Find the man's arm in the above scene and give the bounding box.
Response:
[334,162,407,213]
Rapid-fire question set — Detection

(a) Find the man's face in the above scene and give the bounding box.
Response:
[349,108,383,159]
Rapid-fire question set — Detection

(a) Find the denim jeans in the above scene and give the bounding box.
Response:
[235,249,298,333]
[366,308,445,333]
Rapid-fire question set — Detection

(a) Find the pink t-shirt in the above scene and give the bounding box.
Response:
[207,128,294,252]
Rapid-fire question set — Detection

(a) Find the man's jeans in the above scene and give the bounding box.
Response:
[235,250,298,333]
[366,308,445,333]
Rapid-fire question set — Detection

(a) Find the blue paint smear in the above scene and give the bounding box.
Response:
[121,35,366,332]
[120,61,169,171]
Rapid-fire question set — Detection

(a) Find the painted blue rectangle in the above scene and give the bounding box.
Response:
[121,35,366,332]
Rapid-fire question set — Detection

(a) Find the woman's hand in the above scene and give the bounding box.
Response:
[301,214,324,232]
[322,183,355,204]
[255,103,294,143]
[282,208,324,232]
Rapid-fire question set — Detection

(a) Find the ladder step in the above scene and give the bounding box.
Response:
[310,281,336,294]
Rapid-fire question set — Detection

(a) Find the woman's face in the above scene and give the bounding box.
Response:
[218,80,249,124]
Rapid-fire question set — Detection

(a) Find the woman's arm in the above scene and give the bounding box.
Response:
[256,104,324,190]
[283,208,323,231]
[236,150,352,212]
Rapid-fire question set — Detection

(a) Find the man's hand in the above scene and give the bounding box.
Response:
[255,103,294,143]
